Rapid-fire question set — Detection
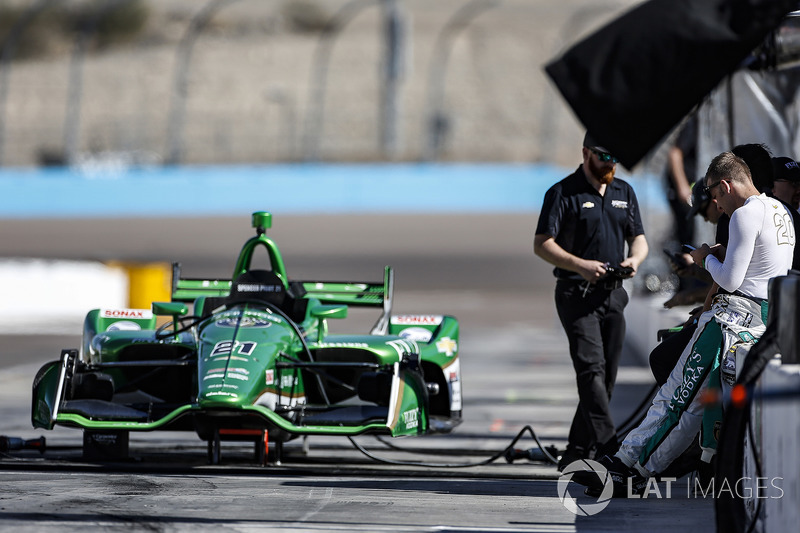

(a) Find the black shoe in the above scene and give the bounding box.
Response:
[566,460,607,493]
[557,447,585,472]
[579,455,648,498]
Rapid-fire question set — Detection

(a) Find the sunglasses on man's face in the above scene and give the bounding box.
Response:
[703,180,725,195]
[774,179,800,189]
[589,148,619,164]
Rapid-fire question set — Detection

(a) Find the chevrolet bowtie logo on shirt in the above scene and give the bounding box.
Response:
[611,200,628,209]
[582,202,595,209]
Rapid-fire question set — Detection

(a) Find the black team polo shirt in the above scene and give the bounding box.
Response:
[536,165,645,282]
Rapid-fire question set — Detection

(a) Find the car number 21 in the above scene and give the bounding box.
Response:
[210,340,258,357]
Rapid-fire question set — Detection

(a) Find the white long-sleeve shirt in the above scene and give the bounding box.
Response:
[705,194,795,299]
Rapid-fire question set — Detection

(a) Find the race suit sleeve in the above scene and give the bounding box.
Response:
[704,200,762,292]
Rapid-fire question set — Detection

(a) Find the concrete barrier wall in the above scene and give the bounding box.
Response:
[0,259,127,334]
[0,163,668,218]
[0,259,171,335]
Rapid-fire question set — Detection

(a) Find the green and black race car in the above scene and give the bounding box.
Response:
[31,212,461,463]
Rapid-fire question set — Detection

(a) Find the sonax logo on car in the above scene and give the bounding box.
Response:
[391,315,443,325]
[101,308,153,319]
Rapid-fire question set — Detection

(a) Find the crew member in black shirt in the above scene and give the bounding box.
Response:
[534,133,649,471]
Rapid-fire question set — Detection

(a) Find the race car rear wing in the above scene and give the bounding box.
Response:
[170,263,232,301]
[297,266,394,335]
[170,264,394,335]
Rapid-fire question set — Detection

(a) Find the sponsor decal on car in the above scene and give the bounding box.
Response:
[446,359,462,411]
[236,283,282,293]
[391,315,443,326]
[105,320,141,332]
[101,308,153,319]
[213,355,249,362]
[215,316,272,328]
[435,337,458,356]
[316,342,369,348]
[203,382,239,390]
[204,367,250,382]
[398,327,433,343]
[255,391,306,411]
[264,371,296,388]
[386,339,419,359]
[402,407,419,430]
[209,340,257,357]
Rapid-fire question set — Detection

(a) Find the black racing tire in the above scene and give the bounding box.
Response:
[207,430,221,465]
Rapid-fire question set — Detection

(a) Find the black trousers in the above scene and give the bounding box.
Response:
[648,321,698,386]
[555,281,628,457]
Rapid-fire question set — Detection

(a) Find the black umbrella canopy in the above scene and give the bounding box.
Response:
[545,0,798,169]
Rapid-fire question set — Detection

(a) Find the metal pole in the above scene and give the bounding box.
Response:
[379,0,406,160]
[63,0,139,165]
[422,0,498,162]
[726,75,736,148]
[164,0,240,166]
[0,0,54,166]
[301,0,377,163]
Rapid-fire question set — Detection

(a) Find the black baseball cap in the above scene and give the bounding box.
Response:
[772,156,800,182]
[686,178,711,219]
[583,132,610,153]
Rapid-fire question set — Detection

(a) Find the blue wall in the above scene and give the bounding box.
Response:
[1,163,667,218]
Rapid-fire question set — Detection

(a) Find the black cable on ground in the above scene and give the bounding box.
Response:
[351,369,661,469]
[348,424,559,468]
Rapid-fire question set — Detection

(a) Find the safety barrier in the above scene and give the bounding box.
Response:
[744,273,800,531]
[0,259,169,334]
[752,361,800,531]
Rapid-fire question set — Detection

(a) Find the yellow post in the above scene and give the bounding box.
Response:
[124,262,171,309]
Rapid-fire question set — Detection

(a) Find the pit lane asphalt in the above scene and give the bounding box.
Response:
[0,214,712,532]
